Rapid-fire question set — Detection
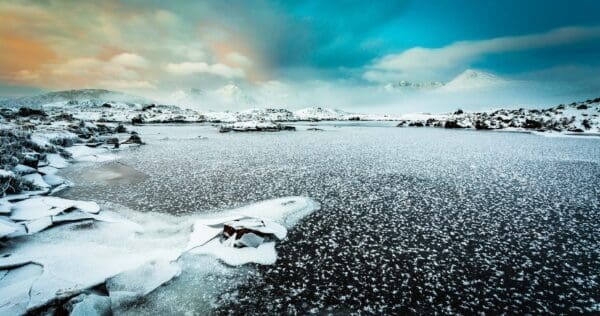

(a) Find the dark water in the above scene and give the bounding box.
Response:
[61,123,600,314]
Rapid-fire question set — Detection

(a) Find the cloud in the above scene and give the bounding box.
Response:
[110,53,149,68]
[166,62,245,78]
[365,26,600,82]
[227,52,253,67]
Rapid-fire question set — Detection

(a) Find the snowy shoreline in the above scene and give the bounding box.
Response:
[0,112,321,314]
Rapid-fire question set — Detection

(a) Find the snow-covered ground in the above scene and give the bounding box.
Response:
[396,98,600,135]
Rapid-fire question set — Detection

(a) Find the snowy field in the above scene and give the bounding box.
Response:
[57,122,600,314]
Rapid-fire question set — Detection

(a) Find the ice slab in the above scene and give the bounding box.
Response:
[38,166,58,175]
[187,196,320,265]
[190,239,277,266]
[42,174,65,186]
[13,164,36,175]
[0,200,12,214]
[46,153,69,169]
[22,173,50,189]
[107,260,181,309]
[0,263,44,315]
[67,293,112,316]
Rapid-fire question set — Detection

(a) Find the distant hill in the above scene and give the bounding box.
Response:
[0,89,152,108]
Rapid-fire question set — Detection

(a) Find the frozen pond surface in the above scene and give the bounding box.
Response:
[60,122,600,314]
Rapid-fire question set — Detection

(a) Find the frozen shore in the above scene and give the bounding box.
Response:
[0,109,320,314]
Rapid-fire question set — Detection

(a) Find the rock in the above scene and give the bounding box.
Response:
[474,120,492,130]
[115,124,127,133]
[523,119,543,129]
[17,107,47,117]
[444,120,461,128]
[122,134,143,145]
[106,137,120,148]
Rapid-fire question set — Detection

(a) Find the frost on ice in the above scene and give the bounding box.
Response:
[0,196,319,314]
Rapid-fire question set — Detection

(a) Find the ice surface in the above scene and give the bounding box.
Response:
[24,216,53,234]
[0,195,319,313]
[11,196,75,221]
[46,153,69,169]
[58,124,598,314]
[106,260,181,309]
[0,263,44,315]
[67,294,112,316]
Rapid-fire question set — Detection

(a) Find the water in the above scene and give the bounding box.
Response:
[60,122,600,314]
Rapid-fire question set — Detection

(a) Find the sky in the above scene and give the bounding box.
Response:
[0,0,599,113]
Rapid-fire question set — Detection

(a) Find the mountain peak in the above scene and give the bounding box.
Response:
[439,69,507,92]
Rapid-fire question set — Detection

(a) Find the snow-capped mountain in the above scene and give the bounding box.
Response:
[0,89,151,108]
[438,69,508,92]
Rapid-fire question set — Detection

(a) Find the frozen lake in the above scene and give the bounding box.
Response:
[60,122,600,314]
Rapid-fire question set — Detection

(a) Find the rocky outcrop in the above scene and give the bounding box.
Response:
[396,98,600,134]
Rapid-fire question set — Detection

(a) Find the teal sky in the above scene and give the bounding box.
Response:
[0,0,599,111]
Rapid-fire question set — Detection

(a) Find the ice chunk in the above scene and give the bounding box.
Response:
[25,216,53,234]
[13,164,36,175]
[46,153,69,169]
[42,174,65,186]
[0,263,44,315]
[0,217,19,238]
[185,223,222,251]
[0,200,12,214]
[22,173,50,189]
[52,211,96,223]
[38,166,58,175]
[190,239,277,266]
[107,260,181,309]
[66,294,112,316]
[10,197,74,221]
[237,232,265,248]
[73,200,101,214]
[224,218,287,240]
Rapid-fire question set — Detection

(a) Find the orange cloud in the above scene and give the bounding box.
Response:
[0,33,59,81]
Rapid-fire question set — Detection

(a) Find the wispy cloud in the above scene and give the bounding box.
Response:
[364,26,600,82]
[165,62,246,78]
